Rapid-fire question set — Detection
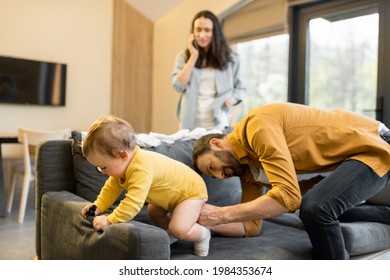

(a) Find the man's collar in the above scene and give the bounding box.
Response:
[226,133,248,162]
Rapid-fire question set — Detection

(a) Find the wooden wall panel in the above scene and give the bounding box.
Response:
[112,0,153,133]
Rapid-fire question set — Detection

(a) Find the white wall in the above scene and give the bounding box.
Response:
[0,0,240,158]
[152,0,240,134]
[0,0,112,156]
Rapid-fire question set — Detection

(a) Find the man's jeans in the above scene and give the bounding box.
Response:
[300,160,390,259]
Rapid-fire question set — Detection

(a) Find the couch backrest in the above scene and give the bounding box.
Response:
[71,131,242,207]
[366,182,390,206]
[143,137,242,206]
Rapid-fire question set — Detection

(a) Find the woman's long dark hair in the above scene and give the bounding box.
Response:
[185,10,233,70]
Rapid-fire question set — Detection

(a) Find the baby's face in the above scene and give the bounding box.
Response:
[86,150,129,178]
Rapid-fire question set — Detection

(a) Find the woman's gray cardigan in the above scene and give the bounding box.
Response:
[171,51,246,130]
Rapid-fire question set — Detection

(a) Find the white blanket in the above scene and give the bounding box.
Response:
[136,127,223,148]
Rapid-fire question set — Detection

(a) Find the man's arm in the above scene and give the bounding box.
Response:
[199,195,288,227]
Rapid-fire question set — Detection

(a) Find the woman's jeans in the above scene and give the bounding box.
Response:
[300,160,390,259]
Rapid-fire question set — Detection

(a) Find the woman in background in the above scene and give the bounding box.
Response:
[172,10,246,130]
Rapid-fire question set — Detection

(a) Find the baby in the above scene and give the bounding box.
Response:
[80,115,210,256]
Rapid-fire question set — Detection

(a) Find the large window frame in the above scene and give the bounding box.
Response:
[288,0,390,125]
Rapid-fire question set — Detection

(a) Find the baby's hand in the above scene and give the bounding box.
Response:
[81,204,101,219]
[92,215,111,231]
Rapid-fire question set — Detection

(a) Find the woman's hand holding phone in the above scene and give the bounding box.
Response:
[188,34,199,57]
[178,33,199,85]
[192,39,198,49]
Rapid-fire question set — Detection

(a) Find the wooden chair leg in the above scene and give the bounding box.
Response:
[6,172,17,214]
[17,173,31,224]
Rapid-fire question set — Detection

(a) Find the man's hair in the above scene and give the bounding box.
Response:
[192,133,225,173]
[82,115,136,158]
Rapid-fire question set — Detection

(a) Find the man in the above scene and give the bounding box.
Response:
[192,102,390,259]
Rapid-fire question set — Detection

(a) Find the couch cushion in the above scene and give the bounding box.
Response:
[341,222,390,256]
[267,209,390,257]
[170,220,314,260]
[265,211,304,230]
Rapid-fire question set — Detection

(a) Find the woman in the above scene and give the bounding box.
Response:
[172,10,246,130]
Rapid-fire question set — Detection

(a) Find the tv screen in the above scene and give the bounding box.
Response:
[0,55,66,106]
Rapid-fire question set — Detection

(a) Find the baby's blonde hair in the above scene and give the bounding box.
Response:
[82,115,136,158]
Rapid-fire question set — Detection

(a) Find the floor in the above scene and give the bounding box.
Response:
[0,182,36,260]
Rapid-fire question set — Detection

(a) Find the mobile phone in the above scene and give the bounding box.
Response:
[192,39,198,49]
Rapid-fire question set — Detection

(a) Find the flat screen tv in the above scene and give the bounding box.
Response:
[0,55,66,106]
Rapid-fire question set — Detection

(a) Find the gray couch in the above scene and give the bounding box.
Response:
[34,131,390,260]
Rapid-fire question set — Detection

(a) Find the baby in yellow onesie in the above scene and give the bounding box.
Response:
[80,115,210,256]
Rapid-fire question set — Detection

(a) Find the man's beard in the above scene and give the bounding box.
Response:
[213,150,245,177]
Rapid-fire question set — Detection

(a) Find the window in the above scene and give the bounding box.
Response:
[232,34,289,123]
[289,0,390,125]
[308,13,379,119]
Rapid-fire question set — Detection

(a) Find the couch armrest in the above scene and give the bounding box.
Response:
[36,140,76,197]
[35,140,76,259]
[39,191,170,260]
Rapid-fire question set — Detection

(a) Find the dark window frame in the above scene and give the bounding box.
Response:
[288,0,390,125]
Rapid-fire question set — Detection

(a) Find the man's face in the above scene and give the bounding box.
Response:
[196,150,245,179]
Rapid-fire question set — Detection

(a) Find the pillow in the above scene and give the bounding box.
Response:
[144,139,196,167]
[366,183,390,206]
[71,131,125,204]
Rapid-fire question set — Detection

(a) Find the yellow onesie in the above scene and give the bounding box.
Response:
[93,146,208,224]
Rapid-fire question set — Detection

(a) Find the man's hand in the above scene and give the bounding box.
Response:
[198,203,224,227]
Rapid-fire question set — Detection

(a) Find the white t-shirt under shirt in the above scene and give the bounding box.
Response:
[196,68,229,130]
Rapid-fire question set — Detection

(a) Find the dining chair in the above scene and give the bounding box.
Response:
[6,127,71,223]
